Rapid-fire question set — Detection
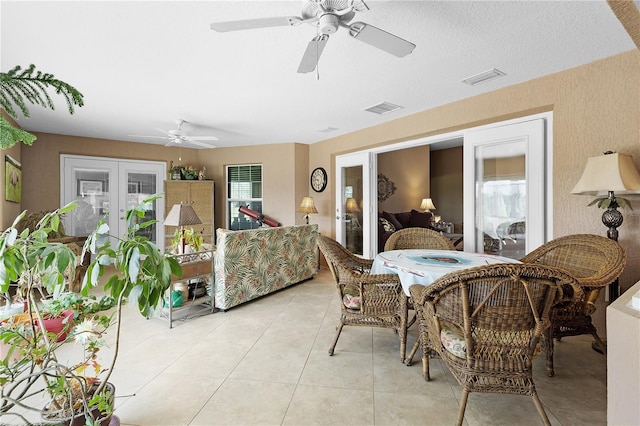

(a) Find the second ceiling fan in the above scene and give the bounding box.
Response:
[210,0,416,73]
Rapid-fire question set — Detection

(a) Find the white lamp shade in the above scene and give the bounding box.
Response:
[164,203,202,226]
[572,152,640,195]
[420,198,436,211]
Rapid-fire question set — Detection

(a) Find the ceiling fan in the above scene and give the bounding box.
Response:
[130,119,218,148]
[210,0,416,73]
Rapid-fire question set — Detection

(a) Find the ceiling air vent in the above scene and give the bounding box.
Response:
[364,101,403,115]
[317,126,339,133]
[462,68,506,86]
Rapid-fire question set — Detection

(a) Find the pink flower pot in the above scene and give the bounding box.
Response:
[37,309,74,342]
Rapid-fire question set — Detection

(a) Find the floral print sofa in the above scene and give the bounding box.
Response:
[213,224,319,310]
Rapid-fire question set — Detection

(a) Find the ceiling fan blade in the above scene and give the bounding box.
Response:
[129,134,167,139]
[210,16,303,32]
[190,136,218,141]
[186,139,217,149]
[297,34,329,74]
[348,22,415,57]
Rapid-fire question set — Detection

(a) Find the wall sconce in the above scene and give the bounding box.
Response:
[420,198,436,212]
[298,196,318,225]
[164,203,202,254]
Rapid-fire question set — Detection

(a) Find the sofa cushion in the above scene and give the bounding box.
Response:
[393,211,413,228]
[409,209,433,228]
[382,211,404,230]
[379,217,396,233]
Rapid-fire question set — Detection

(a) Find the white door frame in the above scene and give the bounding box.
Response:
[347,112,553,254]
[60,154,166,251]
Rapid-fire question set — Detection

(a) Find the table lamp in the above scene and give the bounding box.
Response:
[572,151,640,299]
[164,203,202,254]
[420,198,436,213]
[298,196,318,224]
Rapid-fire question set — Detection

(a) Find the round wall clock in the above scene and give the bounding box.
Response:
[311,167,327,192]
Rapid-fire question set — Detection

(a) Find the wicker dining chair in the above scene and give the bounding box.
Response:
[409,263,581,426]
[383,227,455,251]
[384,227,456,363]
[317,236,408,362]
[520,233,626,376]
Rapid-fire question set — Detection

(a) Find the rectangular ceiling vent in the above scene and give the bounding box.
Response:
[364,101,403,115]
[462,68,506,86]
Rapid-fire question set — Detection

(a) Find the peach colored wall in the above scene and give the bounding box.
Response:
[0,113,23,229]
[378,145,430,213]
[197,143,307,230]
[431,147,463,227]
[19,133,200,213]
[309,50,640,299]
[10,50,640,334]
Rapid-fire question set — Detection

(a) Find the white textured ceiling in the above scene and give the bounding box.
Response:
[1,1,636,149]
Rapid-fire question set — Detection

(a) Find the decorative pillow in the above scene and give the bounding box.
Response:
[379,217,396,233]
[382,211,404,230]
[394,211,412,228]
[409,209,433,228]
[440,321,466,359]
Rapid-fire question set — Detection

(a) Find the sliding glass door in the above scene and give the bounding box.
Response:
[463,119,546,258]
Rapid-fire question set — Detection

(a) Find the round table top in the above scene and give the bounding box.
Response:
[372,249,520,295]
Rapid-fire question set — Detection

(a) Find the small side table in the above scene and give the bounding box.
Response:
[163,249,215,328]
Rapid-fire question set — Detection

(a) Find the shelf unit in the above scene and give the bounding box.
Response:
[162,249,215,328]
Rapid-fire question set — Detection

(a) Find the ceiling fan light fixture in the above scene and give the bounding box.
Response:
[318,13,339,34]
[363,101,403,115]
[462,68,506,86]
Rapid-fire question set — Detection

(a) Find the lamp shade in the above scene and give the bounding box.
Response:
[297,196,318,214]
[420,198,436,211]
[345,198,360,213]
[572,152,640,195]
[164,203,202,227]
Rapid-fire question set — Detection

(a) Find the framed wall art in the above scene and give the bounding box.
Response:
[78,180,103,196]
[5,155,22,203]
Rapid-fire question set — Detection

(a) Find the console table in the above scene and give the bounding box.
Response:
[163,249,215,328]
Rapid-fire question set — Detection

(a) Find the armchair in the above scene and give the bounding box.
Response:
[317,236,408,361]
[520,233,626,376]
[410,263,581,426]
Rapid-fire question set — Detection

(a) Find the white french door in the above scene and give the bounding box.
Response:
[463,118,547,258]
[60,155,166,251]
[335,152,375,257]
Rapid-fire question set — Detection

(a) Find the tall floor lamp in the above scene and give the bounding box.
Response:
[164,203,202,254]
[572,151,640,300]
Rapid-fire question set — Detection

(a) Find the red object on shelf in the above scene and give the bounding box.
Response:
[238,205,281,227]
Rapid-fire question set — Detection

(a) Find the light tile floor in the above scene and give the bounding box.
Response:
[11,268,608,425]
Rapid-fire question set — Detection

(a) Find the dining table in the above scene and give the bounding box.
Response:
[371,249,521,296]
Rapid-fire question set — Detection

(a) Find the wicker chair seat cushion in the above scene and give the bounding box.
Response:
[441,322,466,358]
[343,294,362,309]
[439,321,542,360]
[342,285,362,309]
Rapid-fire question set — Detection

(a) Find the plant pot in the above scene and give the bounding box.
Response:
[36,309,74,342]
[42,382,116,426]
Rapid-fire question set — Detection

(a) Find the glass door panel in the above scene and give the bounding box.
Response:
[335,152,374,257]
[463,119,545,258]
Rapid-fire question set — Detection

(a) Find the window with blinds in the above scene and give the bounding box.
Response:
[227,164,263,230]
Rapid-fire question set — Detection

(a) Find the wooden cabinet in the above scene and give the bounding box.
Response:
[164,180,214,248]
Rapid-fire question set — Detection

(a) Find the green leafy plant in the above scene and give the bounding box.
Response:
[0,196,181,424]
[0,64,84,149]
[171,227,204,252]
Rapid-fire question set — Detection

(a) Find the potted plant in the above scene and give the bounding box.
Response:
[170,227,204,254]
[0,196,181,424]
